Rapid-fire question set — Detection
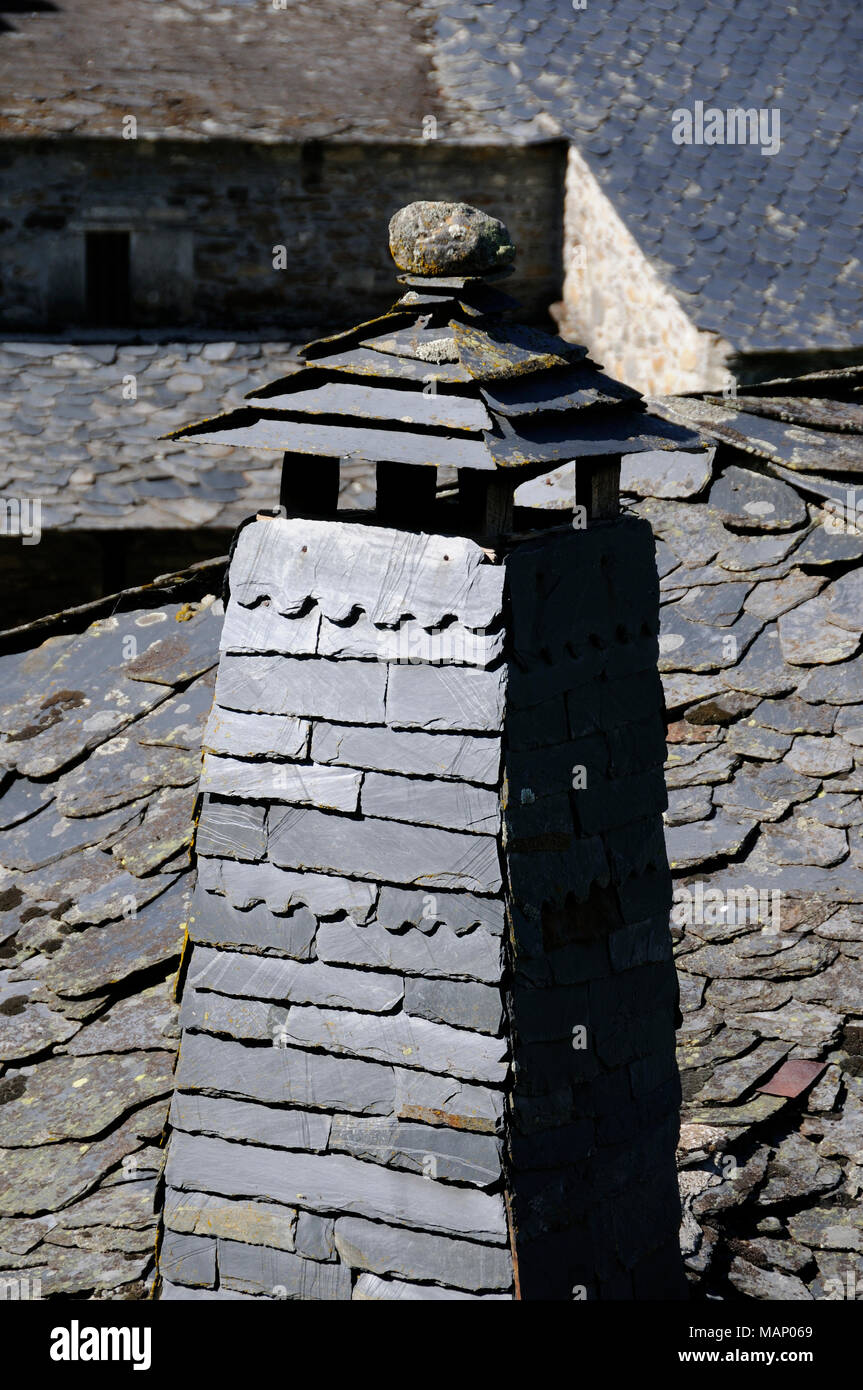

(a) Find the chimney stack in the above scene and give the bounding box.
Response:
[158,203,705,1300]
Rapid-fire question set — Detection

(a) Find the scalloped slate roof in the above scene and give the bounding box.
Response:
[429,0,863,354]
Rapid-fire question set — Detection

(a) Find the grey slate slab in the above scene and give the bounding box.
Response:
[281,1005,508,1083]
[327,1116,501,1186]
[403,977,503,1035]
[219,598,320,656]
[360,771,500,834]
[354,1273,510,1300]
[311,722,501,785]
[200,754,362,812]
[268,805,502,893]
[386,663,506,732]
[169,1091,330,1152]
[218,1238,350,1299]
[205,860,376,919]
[709,466,808,531]
[334,1216,512,1292]
[185,945,403,1012]
[195,797,266,862]
[229,519,504,629]
[40,878,190,996]
[214,653,387,724]
[316,612,504,667]
[797,656,863,705]
[375,887,505,936]
[202,707,309,760]
[166,1132,508,1242]
[175,1031,396,1114]
[316,919,502,984]
[293,1212,335,1262]
[0,1050,174,1147]
[164,1188,298,1251]
[159,1230,216,1289]
[778,596,862,665]
[188,891,316,958]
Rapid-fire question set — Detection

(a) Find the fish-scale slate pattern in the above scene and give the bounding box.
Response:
[0,586,223,1298]
[429,0,863,353]
[524,366,863,1297]
[169,284,702,475]
[161,518,515,1300]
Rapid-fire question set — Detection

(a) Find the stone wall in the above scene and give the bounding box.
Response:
[0,140,566,332]
[556,144,733,396]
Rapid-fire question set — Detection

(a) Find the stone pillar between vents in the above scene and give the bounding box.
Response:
[157,512,685,1302]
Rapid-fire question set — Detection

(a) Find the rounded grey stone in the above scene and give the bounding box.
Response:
[388,202,516,276]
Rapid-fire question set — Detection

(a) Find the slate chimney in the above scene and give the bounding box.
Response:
[158,202,705,1301]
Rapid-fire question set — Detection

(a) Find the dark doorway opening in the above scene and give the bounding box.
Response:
[85,230,131,325]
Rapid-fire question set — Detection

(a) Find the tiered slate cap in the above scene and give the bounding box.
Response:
[169,201,705,531]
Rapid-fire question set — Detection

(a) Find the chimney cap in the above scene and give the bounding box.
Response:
[388,201,516,278]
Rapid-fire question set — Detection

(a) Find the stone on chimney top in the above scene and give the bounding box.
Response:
[388,201,516,277]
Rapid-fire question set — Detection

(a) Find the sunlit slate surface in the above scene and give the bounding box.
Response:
[168,282,705,473]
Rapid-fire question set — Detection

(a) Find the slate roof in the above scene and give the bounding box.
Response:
[429,0,863,355]
[169,281,704,476]
[527,365,863,1297]
[0,561,223,1298]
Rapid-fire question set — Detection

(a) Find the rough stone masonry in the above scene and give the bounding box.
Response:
[157,204,693,1301]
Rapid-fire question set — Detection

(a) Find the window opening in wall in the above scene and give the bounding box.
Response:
[85,230,131,325]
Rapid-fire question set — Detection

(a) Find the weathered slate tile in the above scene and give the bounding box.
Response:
[123,604,221,686]
[0,776,54,830]
[709,466,808,532]
[328,1116,501,1186]
[0,1101,165,1215]
[134,672,217,750]
[203,707,309,760]
[720,626,798,697]
[673,581,752,629]
[0,998,80,1062]
[64,980,176,1055]
[658,609,762,672]
[185,945,403,1012]
[169,1091,331,1151]
[166,1132,508,1242]
[317,918,502,983]
[61,865,182,929]
[217,1237,351,1299]
[797,655,863,705]
[386,663,506,732]
[268,806,501,893]
[293,1212,335,1262]
[55,742,198,819]
[824,571,863,634]
[40,878,190,995]
[760,817,848,867]
[713,762,819,821]
[621,449,713,499]
[109,785,195,876]
[664,786,714,826]
[665,813,755,871]
[695,1041,792,1104]
[220,598,320,655]
[281,1005,508,1083]
[334,1216,512,1291]
[196,796,266,862]
[664,745,738,788]
[361,771,500,834]
[403,976,502,1035]
[743,569,827,620]
[0,1050,174,1147]
[215,654,387,723]
[0,800,143,874]
[661,672,726,711]
[778,595,862,665]
[803,792,863,827]
[174,1032,395,1114]
[725,722,792,760]
[200,754,362,812]
[160,1229,216,1288]
[188,890,316,958]
[393,1068,503,1134]
[375,887,505,936]
[205,860,376,919]
[164,1189,297,1251]
[311,722,500,785]
[318,612,504,667]
[752,697,835,735]
[228,518,504,629]
[180,990,284,1042]
[786,736,855,776]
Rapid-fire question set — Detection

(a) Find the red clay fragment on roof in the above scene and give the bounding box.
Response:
[757,1059,827,1098]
